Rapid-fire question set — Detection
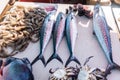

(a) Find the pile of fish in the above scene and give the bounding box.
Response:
[31,11,81,67]
[0,5,47,58]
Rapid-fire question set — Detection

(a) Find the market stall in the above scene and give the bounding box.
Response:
[0,1,120,80]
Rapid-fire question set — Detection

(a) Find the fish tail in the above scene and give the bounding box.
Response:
[46,53,63,66]
[104,62,120,77]
[65,55,80,67]
[31,55,46,67]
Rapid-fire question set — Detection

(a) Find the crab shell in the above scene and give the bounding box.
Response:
[0,57,34,80]
[49,67,79,80]
[77,66,105,80]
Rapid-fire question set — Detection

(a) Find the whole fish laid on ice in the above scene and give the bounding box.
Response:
[46,12,66,65]
[31,12,55,66]
[65,12,80,67]
[93,4,120,77]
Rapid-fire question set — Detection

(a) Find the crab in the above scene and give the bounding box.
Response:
[49,66,79,80]
[0,57,34,80]
[77,56,105,80]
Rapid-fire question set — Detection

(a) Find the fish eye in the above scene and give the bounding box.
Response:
[61,16,63,20]
[48,19,51,21]
[71,16,73,20]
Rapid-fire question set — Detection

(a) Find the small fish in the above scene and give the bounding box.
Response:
[65,12,80,67]
[93,4,120,77]
[46,12,66,65]
[0,57,34,80]
[31,12,55,66]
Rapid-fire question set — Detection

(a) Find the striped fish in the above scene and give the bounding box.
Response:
[31,12,55,66]
[46,12,66,65]
[65,12,80,67]
[93,4,120,77]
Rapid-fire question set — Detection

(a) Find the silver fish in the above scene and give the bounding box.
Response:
[93,4,120,77]
[31,12,55,66]
[65,12,80,67]
[46,12,66,65]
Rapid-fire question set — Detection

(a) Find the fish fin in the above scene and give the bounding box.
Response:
[65,55,80,67]
[46,53,63,66]
[104,62,120,77]
[108,26,112,31]
[31,55,46,67]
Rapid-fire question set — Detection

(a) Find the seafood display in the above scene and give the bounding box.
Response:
[65,12,80,67]
[0,1,119,80]
[93,4,120,78]
[66,4,93,18]
[0,5,47,58]
[0,57,34,80]
[31,12,56,66]
[46,12,66,65]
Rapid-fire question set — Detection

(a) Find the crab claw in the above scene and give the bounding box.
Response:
[83,56,94,66]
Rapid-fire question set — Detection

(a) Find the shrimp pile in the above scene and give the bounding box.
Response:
[0,5,47,58]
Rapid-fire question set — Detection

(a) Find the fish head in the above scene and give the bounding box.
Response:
[94,4,105,19]
[46,12,55,23]
[67,12,75,21]
[94,4,100,13]
[57,12,66,21]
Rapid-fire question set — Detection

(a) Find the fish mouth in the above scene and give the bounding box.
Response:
[94,4,100,11]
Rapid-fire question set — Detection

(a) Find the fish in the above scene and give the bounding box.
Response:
[65,12,80,67]
[46,12,66,65]
[93,4,120,77]
[31,12,55,66]
[0,57,34,80]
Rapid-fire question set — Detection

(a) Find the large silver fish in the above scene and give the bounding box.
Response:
[46,12,66,65]
[31,12,55,66]
[65,12,80,67]
[93,4,120,77]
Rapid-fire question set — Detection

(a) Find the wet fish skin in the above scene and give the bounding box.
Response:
[46,12,66,65]
[0,57,34,80]
[93,4,120,77]
[65,12,80,67]
[31,12,55,66]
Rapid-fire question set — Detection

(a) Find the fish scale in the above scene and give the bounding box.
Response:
[98,17,109,51]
